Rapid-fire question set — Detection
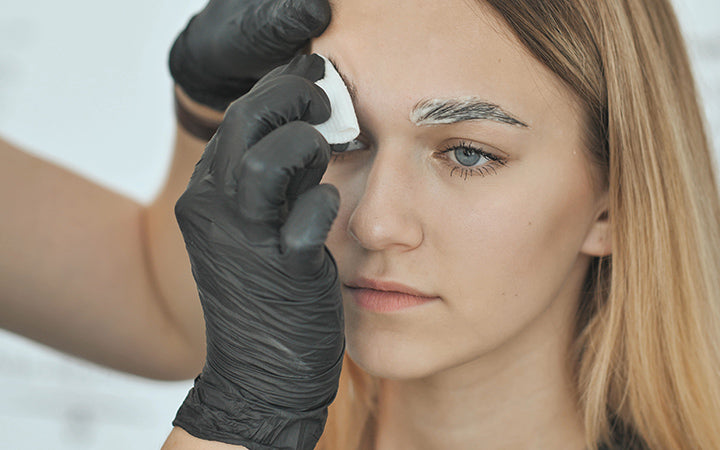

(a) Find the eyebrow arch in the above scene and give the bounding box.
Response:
[325,55,528,129]
[411,97,529,128]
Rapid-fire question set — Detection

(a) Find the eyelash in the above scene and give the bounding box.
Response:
[436,140,508,180]
[329,138,508,181]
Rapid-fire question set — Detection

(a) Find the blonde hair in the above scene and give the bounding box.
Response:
[318,1,720,448]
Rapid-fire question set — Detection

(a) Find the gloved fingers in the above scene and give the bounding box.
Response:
[223,53,329,146]
[212,55,330,192]
[259,52,326,86]
[240,55,328,144]
[235,121,331,226]
[280,183,340,273]
[245,0,332,52]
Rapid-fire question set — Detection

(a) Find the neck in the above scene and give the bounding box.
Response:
[372,273,588,450]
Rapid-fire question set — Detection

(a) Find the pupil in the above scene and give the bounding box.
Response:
[455,147,481,166]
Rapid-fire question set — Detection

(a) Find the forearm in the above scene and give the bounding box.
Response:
[163,427,249,450]
[0,135,202,379]
[141,92,224,374]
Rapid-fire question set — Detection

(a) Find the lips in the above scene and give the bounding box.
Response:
[344,277,440,312]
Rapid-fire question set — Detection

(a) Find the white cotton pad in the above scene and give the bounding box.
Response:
[312,55,360,144]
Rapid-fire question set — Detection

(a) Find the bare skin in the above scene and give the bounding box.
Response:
[163,428,246,450]
[0,87,218,379]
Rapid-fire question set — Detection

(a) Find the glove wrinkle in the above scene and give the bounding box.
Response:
[174,55,343,449]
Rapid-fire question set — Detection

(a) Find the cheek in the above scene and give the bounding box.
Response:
[436,157,598,326]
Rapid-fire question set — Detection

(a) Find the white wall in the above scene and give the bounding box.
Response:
[0,1,718,448]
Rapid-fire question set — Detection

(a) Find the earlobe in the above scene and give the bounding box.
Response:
[581,197,612,257]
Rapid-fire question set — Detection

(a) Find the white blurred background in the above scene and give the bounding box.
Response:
[0,0,718,448]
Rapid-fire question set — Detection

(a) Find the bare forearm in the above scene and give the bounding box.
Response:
[0,135,203,379]
[141,88,224,362]
[163,427,249,449]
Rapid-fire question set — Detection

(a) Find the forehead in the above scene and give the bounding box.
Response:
[312,0,580,132]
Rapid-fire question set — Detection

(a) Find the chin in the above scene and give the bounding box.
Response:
[344,326,444,380]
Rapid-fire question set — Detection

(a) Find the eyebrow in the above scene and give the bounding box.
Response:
[327,56,359,104]
[326,56,529,129]
[411,97,529,128]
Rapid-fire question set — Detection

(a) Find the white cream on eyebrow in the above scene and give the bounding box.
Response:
[410,96,527,127]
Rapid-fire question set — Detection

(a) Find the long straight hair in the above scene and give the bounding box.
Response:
[318,1,720,448]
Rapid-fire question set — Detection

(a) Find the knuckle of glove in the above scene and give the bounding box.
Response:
[223,75,320,127]
[271,0,332,42]
[282,229,313,255]
[175,183,201,218]
[223,97,255,127]
[174,190,201,235]
[300,0,332,36]
[254,73,315,100]
[174,172,219,239]
[266,121,331,172]
[240,150,273,180]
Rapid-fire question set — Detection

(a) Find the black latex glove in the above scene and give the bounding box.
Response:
[169,0,331,110]
[172,54,344,450]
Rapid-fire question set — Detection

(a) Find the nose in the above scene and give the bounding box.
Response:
[347,145,424,252]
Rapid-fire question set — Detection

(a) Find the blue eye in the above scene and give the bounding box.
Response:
[454,146,485,166]
[330,135,508,181]
[438,141,508,180]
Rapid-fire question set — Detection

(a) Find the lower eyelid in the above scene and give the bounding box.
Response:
[445,161,502,179]
[434,149,507,180]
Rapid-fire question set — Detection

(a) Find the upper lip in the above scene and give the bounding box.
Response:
[344,277,438,298]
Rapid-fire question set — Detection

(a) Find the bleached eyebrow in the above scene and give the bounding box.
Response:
[326,56,528,129]
[410,97,529,128]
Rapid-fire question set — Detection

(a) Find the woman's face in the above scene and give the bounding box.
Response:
[312,0,609,380]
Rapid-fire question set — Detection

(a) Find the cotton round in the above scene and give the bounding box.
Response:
[312,55,360,144]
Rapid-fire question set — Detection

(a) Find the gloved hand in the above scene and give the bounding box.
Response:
[169,0,331,110]
[172,54,344,450]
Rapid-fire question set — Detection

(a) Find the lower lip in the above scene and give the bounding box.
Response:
[347,287,439,312]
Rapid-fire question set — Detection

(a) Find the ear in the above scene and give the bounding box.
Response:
[581,192,611,257]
